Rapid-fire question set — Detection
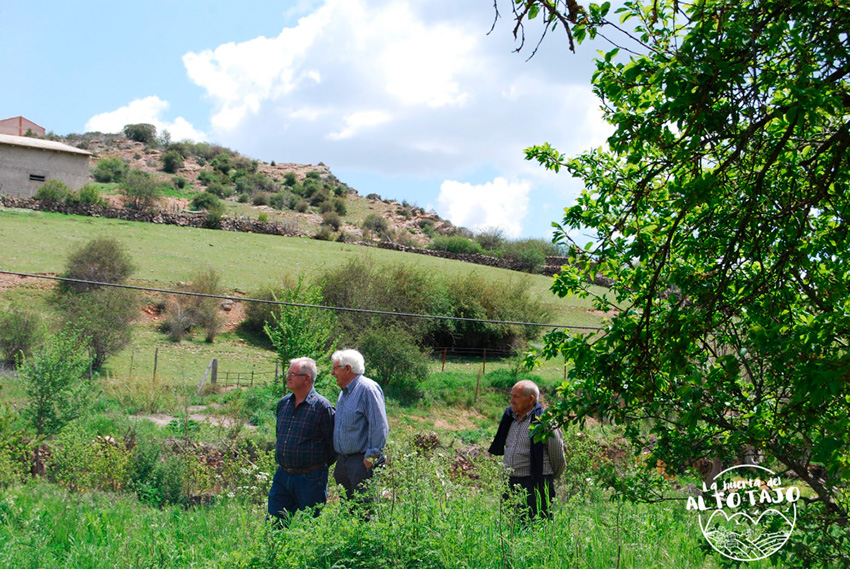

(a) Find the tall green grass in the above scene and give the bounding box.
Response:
[0,431,786,568]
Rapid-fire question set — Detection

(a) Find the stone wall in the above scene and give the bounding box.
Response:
[0,196,300,237]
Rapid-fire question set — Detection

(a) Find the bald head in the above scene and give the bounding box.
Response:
[510,380,539,416]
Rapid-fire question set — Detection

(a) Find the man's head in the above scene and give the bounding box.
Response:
[287,357,318,396]
[331,349,365,388]
[510,380,539,417]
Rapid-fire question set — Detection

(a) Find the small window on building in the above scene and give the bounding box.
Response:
[29,174,46,182]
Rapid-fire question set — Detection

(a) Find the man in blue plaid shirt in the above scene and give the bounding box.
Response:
[267,357,336,523]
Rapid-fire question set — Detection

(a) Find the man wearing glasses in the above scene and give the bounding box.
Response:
[330,349,389,510]
[267,357,336,523]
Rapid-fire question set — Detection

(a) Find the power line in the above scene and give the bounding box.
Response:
[0,270,602,330]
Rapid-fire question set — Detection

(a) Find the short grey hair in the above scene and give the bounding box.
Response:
[332,349,365,375]
[290,357,318,384]
[514,380,539,402]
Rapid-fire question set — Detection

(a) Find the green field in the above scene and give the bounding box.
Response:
[0,207,789,568]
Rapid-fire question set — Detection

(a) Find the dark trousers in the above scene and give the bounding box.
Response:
[267,465,329,522]
[507,475,555,520]
[334,453,375,502]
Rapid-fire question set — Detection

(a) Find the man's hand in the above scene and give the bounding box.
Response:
[363,456,374,469]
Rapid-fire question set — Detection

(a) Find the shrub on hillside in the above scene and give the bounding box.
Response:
[475,227,506,252]
[312,226,334,241]
[34,179,71,206]
[357,327,429,400]
[269,191,294,210]
[161,150,184,173]
[428,235,483,255]
[362,214,388,234]
[121,170,162,211]
[206,180,233,199]
[191,192,223,211]
[283,172,297,187]
[499,238,558,273]
[321,212,342,231]
[320,258,447,347]
[63,237,136,293]
[162,268,224,343]
[93,157,129,183]
[123,123,157,144]
[60,237,138,367]
[73,184,105,206]
[0,307,43,365]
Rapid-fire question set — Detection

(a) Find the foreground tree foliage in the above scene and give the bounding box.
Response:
[17,327,94,436]
[505,0,850,564]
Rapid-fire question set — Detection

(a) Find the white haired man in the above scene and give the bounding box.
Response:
[267,357,336,523]
[330,349,389,507]
[489,379,565,520]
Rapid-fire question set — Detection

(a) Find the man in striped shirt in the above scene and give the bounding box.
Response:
[489,379,566,520]
[267,357,336,523]
[331,349,389,507]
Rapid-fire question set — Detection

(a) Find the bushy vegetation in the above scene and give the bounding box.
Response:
[59,237,138,367]
[160,268,225,343]
[92,157,129,183]
[122,123,157,145]
[161,150,184,174]
[33,180,71,206]
[121,169,163,211]
[429,235,483,255]
[0,307,42,365]
[263,277,337,380]
[17,327,94,436]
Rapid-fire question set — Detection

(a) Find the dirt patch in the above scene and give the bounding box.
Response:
[133,404,255,430]
[0,272,58,291]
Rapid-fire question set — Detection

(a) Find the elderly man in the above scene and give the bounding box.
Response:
[331,349,389,504]
[489,379,565,520]
[267,357,336,523]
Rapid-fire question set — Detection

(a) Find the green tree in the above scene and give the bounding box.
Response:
[61,237,138,367]
[17,327,94,436]
[506,0,849,563]
[121,169,162,211]
[264,277,337,384]
[63,237,136,293]
[123,123,157,144]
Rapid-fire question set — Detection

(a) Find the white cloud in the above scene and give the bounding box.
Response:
[437,177,531,237]
[84,95,205,142]
[172,0,611,236]
[328,110,392,140]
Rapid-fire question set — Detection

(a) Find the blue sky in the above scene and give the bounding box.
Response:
[1,0,613,239]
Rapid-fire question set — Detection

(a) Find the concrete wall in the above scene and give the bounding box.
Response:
[0,117,46,137]
[0,137,90,197]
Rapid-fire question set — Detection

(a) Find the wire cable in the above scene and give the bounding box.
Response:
[0,269,603,331]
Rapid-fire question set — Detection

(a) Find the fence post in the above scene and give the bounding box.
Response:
[197,359,214,395]
[152,348,159,383]
[441,348,447,372]
[211,359,218,385]
[482,348,487,375]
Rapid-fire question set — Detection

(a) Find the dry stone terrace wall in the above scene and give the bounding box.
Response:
[0,195,613,286]
[0,196,299,237]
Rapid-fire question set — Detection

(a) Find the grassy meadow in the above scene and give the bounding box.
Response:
[0,206,793,567]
